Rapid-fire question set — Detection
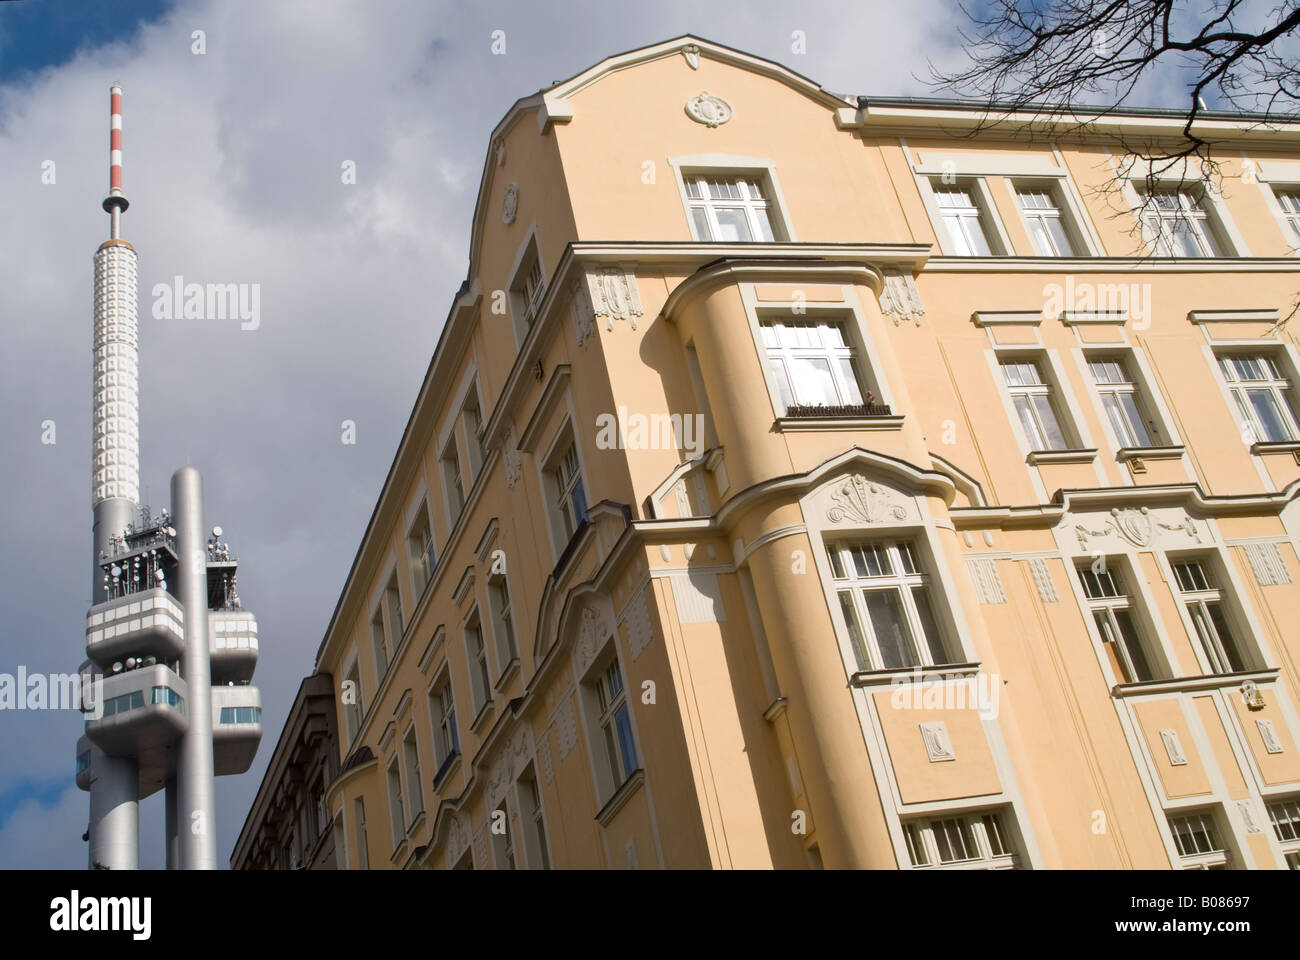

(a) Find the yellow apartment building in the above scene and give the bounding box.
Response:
[270,36,1300,870]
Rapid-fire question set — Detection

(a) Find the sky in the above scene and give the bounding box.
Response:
[0,0,1214,869]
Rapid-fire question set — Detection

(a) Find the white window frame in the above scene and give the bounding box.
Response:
[1216,351,1300,444]
[1167,809,1231,869]
[541,424,589,556]
[743,296,896,426]
[1076,559,1165,683]
[758,315,876,415]
[669,155,794,242]
[1080,347,1179,452]
[464,607,492,716]
[516,765,551,869]
[353,797,369,869]
[1013,179,1084,256]
[487,572,518,675]
[920,176,1011,256]
[342,655,363,745]
[427,668,460,775]
[401,725,424,823]
[1266,796,1300,867]
[902,809,1018,870]
[581,645,641,805]
[507,228,547,345]
[385,755,406,849]
[407,498,437,597]
[1169,556,1256,675]
[441,437,465,527]
[1121,167,1248,257]
[999,356,1075,452]
[825,539,954,671]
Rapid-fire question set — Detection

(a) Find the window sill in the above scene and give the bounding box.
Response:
[850,662,982,687]
[1250,440,1300,456]
[470,699,494,734]
[432,750,461,790]
[1111,667,1278,699]
[493,657,520,694]
[1116,445,1185,462]
[388,838,408,865]
[776,414,904,432]
[595,768,646,827]
[1026,448,1097,465]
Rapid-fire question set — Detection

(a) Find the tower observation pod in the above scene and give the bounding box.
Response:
[77,85,263,870]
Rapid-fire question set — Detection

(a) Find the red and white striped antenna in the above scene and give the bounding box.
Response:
[102,83,129,238]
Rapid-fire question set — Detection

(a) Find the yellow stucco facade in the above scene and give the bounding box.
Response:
[306,37,1300,870]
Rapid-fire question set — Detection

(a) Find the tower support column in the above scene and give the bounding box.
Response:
[87,743,138,870]
[172,466,217,869]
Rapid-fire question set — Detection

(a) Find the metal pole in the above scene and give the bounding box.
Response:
[172,466,217,869]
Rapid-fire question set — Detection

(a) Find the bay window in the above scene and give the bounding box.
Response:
[827,540,952,671]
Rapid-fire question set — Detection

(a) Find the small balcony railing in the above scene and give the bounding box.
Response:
[783,402,893,419]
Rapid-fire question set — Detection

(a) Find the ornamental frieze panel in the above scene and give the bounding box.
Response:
[1066,505,1205,551]
[814,474,915,527]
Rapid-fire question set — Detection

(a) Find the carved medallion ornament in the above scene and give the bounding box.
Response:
[685,91,732,127]
[825,475,907,525]
[502,183,519,225]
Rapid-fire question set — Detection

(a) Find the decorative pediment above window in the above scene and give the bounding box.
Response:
[824,475,908,525]
[878,269,925,326]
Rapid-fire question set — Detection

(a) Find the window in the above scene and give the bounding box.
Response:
[933,184,994,255]
[1168,810,1229,868]
[828,541,952,671]
[593,658,638,795]
[1001,359,1070,451]
[462,388,486,479]
[384,575,403,647]
[353,797,369,869]
[465,612,491,715]
[1077,562,1161,683]
[1171,560,1251,675]
[370,607,388,680]
[1016,184,1078,256]
[1275,190,1300,248]
[441,440,465,524]
[548,438,588,546]
[386,756,406,848]
[519,767,550,869]
[902,810,1017,869]
[1269,797,1300,868]
[509,238,547,338]
[1087,356,1161,448]
[522,259,545,326]
[491,802,516,870]
[333,811,347,870]
[150,686,184,711]
[759,318,875,416]
[401,727,423,822]
[1218,354,1300,443]
[219,706,261,724]
[407,503,436,596]
[1140,189,1221,257]
[683,173,775,242]
[429,676,460,781]
[488,574,518,672]
[342,659,362,743]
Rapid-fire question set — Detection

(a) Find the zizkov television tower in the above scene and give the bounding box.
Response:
[75,85,263,869]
